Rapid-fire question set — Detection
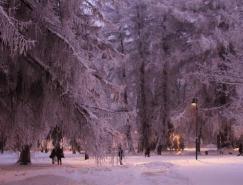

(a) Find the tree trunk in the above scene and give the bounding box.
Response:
[138,60,149,152]
[126,124,135,153]
[156,60,169,152]
[134,4,150,153]
[18,145,31,165]
[0,142,3,154]
[0,136,6,154]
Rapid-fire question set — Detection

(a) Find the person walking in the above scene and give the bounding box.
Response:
[238,143,243,156]
[84,151,89,160]
[118,145,124,165]
[145,147,150,157]
[56,145,64,165]
[217,133,223,155]
[49,148,57,164]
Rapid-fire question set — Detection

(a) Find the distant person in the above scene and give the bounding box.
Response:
[118,146,124,165]
[238,143,243,156]
[56,145,64,165]
[179,137,185,151]
[84,152,89,160]
[145,147,150,157]
[217,133,223,155]
[50,148,57,164]
[157,145,162,155]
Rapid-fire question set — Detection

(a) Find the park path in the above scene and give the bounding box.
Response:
[1,153,243,185]
[2,175,80,185]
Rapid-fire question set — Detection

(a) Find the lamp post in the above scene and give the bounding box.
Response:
[192,98,198,160]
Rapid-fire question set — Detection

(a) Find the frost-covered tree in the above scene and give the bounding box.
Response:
[0,0,128,164]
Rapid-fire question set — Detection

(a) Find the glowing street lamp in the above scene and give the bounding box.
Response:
[191,98,198,107]
[192,98,199,160]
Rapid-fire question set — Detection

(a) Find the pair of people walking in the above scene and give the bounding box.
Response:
[50,145,64,165]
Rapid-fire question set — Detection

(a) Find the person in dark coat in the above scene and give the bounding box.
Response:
[217,133,223,155]
[84,152,89,160]
[145,147,150,157]
[56,145,64,165]
[238,143,243,156]
[118,146,124,165]
[50,148,57,164]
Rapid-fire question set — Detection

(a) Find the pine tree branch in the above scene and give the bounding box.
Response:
[25,54,127,118]
[0,5,34,54]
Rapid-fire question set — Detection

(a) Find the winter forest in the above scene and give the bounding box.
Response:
[1,0,243,185]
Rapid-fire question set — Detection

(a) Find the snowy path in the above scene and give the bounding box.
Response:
[0,152,243,185]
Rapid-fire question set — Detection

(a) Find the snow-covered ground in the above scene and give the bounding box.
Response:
[0,151,243,185]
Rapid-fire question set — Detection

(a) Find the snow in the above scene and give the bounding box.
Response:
[1,151,243,185]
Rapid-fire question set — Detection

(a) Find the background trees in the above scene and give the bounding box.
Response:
[102,0,243,151]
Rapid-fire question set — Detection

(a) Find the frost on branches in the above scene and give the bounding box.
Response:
[0,0,130,160]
